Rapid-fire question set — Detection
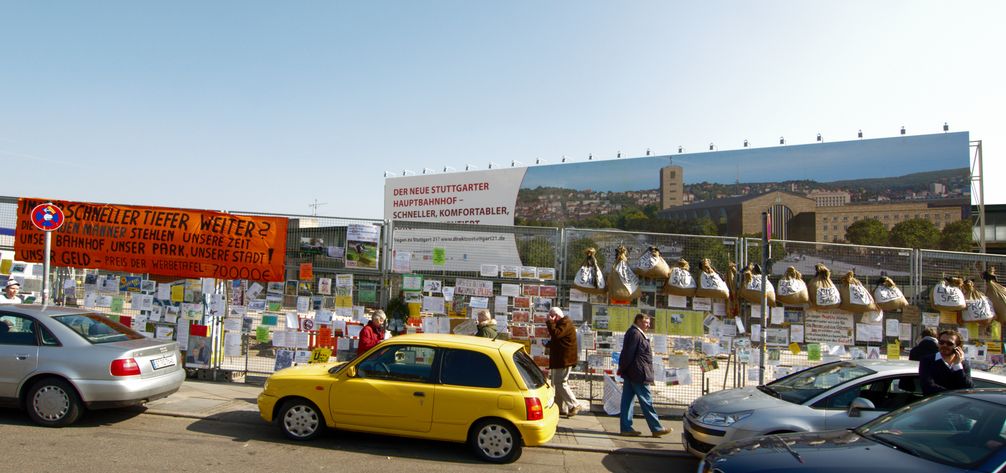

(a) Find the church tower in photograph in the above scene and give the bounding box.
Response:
[660,159,684,210]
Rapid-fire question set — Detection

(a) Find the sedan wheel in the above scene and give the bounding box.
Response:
[470,419,522,463]
[27,379,82,427]
[279,400,323,440]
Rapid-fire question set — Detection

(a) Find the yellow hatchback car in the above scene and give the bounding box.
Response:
[257,334,559,463]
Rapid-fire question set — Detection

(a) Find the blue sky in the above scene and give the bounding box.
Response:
[1,1,1004,218]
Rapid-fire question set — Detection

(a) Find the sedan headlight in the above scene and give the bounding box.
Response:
[699,410,753,427]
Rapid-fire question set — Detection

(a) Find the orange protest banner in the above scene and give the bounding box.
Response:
[15,197,289,281]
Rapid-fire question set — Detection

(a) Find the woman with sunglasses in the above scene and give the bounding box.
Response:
[919,329,974,396]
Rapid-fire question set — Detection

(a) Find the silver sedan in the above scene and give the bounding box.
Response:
[0,304,185,426]
[683,359,1006,457]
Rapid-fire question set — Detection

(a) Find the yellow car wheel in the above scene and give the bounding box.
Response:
[469,419,522,464]
[278,399,323,440]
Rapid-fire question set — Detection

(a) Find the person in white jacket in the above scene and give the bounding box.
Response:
[0,278,22,304]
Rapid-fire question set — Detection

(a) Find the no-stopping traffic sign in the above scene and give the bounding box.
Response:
[30,202,65,232]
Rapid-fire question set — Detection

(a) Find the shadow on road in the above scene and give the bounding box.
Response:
[184,411,485,465]
[0,405,147,428]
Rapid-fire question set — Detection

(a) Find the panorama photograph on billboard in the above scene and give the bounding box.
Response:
[385,132,971,272]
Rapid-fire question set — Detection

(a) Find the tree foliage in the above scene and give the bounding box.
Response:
[564,237,605,281]
[889,218,940,249]
[517,236,557,268]
[845,218,889,246]
[940,219,974,252]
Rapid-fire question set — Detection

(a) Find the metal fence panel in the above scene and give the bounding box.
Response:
[561,228,743,408]
[917,249,1006,312]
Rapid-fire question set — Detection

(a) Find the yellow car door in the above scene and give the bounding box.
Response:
[330,344,437,433]
[430,348,512,441]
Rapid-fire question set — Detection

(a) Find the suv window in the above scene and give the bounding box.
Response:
[440,349,502,388]
[357,344,436,383]
[513,349,547,389]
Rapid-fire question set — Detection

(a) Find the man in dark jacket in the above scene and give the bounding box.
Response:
[617,313,671,437]
[546,308,580,417]
[919,329,974,396]
[909,327,940,361]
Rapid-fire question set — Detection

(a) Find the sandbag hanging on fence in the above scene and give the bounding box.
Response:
[808,263,841,310]
[931,277,967,312]
[573,248,607,295]
[634,246,671,280]
[695,258,730,299]
[608,245,641,300]
[983,268,1006,326]
[726,262,741,317]
[740,263,775,307]
[874,276,908,312]
[962,279,996,323]
[776,266,809,306]
[664,258,697,297]
[839,271,877,313]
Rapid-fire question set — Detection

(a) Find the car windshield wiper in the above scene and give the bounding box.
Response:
[866,431,922,458]
[770,435,804,464]
[758,385,781,398]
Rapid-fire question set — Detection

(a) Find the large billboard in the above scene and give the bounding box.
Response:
[385,132,971,226]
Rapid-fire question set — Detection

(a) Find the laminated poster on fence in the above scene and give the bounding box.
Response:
[480,264,499,277]
[171,321,187,347]
[500,265,519,279]
[691,297,711,312]
[494,296,508,314]
[224,332,241,356]
[807,343,822,361]
[223,318,241,331]
[422,296,445,314]
[496,314,508,332]
[603,375,622,415]
[392,251,411,273]
[856,323,883,343]
[293,350,311,364]
[669,367,692,386]
[606,307,631,332]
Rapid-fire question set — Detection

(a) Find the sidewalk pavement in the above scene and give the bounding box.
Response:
[144,380,690,458]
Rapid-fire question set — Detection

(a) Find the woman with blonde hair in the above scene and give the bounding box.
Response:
[475,309,498,338]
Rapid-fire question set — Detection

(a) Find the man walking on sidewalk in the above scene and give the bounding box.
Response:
[547,307,581,417]
[617,313,671,437]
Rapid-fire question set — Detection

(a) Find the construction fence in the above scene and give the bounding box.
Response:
[3,195,1006,408]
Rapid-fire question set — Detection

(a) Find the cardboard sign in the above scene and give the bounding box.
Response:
[15,198,288,281]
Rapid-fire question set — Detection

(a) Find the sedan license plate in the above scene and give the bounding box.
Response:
[152,355,177,370]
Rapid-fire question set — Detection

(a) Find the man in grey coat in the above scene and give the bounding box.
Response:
[617,313,671,437]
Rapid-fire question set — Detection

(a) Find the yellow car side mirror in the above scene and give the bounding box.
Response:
[346,366,357,378]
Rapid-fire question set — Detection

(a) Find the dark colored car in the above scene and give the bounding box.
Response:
[698,389,1006,473]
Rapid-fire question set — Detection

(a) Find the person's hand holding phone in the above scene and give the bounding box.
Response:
[951,346,964,365]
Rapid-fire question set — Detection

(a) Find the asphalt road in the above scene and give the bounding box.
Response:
[0,407,699,473]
